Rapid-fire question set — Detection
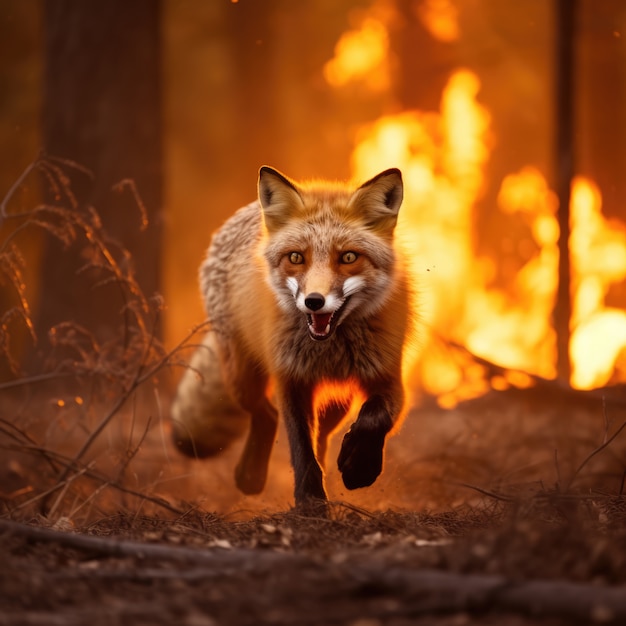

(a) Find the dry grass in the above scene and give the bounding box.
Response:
[0,157,208,521]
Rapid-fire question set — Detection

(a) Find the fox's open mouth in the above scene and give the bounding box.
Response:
[306,298,350,341]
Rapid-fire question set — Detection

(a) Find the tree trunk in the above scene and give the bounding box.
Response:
[36,0,163,353]
[553,0,576,383]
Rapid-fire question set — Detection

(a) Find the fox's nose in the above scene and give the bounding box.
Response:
[304,293,325,311]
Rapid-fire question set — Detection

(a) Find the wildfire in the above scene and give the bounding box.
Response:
[416,0,460,43]
[349,69,502,405]
[570,178,626,389]
[325,3,626,405]
[323,11,392,92]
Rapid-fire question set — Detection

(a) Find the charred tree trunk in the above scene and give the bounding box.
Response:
[554,0,577,383]
[36,0,163,355]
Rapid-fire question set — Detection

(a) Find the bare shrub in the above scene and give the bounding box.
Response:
[0,157,205,522]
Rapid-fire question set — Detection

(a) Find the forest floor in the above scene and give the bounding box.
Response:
[2,501,626,626]
[3,384,626,626]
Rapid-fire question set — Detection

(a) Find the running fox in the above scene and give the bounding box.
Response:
[171,166,412,506]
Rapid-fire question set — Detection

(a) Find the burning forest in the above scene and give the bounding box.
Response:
[2,1,626,624]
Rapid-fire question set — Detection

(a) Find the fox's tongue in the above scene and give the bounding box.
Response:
[311,313,332,334]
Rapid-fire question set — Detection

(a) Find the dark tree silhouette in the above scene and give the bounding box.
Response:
[36,0,163,353]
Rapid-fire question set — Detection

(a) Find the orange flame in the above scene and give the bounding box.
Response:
[570,178,626,388]
[323,16,391,92]
[416,0,460,42]
[349,70,503,405]
[326,6,626,403]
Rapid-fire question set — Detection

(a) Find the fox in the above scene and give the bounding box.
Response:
[171,166,412,506]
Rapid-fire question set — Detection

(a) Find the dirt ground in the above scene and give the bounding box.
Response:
[1,505,623,626]
[3,384,626,626]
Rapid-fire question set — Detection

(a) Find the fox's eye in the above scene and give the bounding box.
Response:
[341,251,359,264]
[288,252,304,264]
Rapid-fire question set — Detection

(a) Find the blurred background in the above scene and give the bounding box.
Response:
[3,0,626,402]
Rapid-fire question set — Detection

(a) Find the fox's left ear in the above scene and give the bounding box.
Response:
[349,168,403,235]
[258,166,304,232]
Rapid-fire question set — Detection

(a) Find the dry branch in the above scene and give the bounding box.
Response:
[0,438,184,516]
[0,518,295,569]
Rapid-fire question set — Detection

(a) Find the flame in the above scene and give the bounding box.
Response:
[323,2,393,92]
[346,71,567,404]
[472,167,559,379]
[416,0,460,42]
[349,69,523,405]
[326,5,626,403]
[570,178,626,388]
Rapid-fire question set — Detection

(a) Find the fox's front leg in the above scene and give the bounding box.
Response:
[337,378,404,490]
[278,380,327,505]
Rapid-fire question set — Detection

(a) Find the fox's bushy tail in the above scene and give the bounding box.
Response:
[171,332,249,458]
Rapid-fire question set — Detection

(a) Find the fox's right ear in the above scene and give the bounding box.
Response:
[349,168,403,236]
[258,166,304,232]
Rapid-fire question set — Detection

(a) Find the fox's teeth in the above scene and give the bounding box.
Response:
[305,297,351,340]
[307,319,331,336]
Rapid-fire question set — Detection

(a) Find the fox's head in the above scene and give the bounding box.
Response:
[258,166,403,342]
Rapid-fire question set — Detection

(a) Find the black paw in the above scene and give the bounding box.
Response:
[337,423,386,490]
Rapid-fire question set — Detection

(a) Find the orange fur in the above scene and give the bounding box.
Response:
[171,167,414,506]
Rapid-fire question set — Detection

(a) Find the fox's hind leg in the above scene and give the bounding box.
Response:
[172,331,278,495]
[220,346,279,495]
[233,391,278,495]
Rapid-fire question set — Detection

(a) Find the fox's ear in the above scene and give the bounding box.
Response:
[258,166,304,232]
[349,168,403,235]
